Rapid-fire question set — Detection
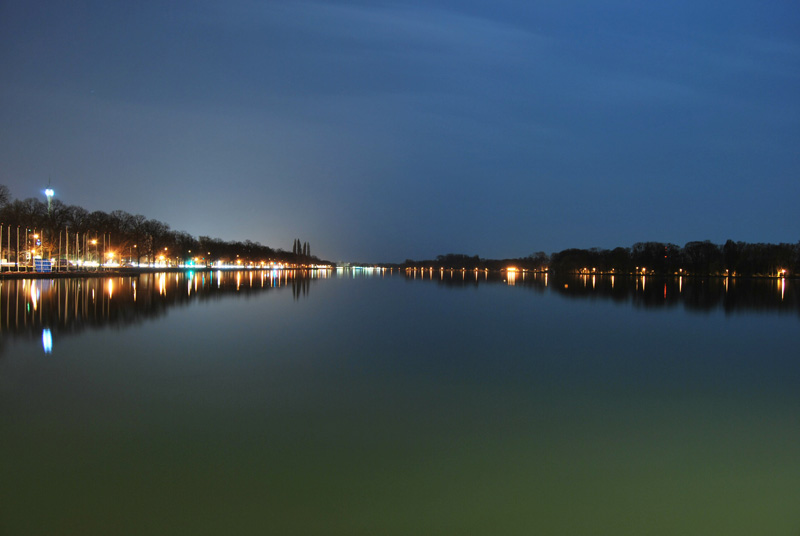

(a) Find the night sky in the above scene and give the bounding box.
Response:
[1,1,798,262]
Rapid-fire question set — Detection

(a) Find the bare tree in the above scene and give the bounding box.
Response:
[0,184,9,207]
[143,219,171,265]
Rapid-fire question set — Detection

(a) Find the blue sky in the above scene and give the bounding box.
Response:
[1,1,798,261]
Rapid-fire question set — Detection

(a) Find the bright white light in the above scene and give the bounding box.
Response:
[45,188,54,197]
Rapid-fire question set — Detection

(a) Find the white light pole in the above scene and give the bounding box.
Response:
[43,185,54,267]
[45,188,54,213]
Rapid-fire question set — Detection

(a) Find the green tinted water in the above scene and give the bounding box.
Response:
[1,271,798,534]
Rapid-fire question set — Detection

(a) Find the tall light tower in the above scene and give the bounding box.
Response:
[44,181,55,265]
[45,180,54,214]
[45,187,54,212]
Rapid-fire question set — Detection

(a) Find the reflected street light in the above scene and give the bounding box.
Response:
[42,328,53,354]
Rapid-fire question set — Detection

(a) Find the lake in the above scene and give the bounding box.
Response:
[1,269,798,535]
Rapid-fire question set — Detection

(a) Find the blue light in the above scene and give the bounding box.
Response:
[42,329,52,354]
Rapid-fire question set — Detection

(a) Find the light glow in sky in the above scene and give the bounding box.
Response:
[1,1,798,261]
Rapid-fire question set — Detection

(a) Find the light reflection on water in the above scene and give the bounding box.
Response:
[402,270,798,318]
[0,269,798,535]
[0,270,797,357]
[0,269,328,354]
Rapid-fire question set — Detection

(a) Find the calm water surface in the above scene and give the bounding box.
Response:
[1,270,798,535]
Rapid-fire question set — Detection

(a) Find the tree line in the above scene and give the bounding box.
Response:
[292,238,311,257]
[0,185,329,267]
[400,240,799,277]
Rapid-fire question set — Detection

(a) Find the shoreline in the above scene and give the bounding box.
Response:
[0,267,793,280]
[0,266,335,280]
[0,267,204,280]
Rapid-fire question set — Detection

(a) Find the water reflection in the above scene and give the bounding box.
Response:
[41,328,52,354]
[0,269,328,353]
[3,269,796,354]
[405,270,799,315]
